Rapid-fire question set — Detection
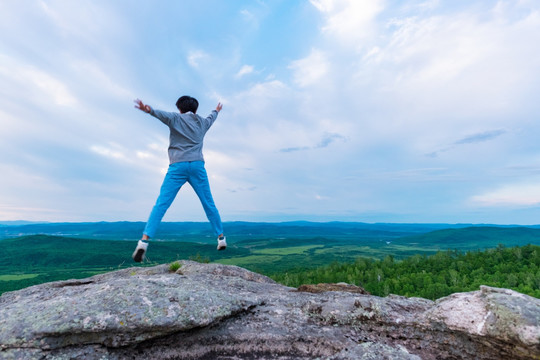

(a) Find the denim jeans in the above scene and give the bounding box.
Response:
[143,161,223,238]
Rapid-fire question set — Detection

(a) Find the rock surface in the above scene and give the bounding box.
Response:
[0,261,538,359]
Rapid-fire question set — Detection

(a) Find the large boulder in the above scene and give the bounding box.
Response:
[0,261,538,359]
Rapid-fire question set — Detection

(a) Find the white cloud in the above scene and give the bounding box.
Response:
[0,55,77,107]
[289,49,329,87]
[471,183,540,207]
[235,65,254,78]
[187,50,209,68]
[37,0,130,45]
[70,60,133,100]
[240,9,255,22]
[90,144,127,161]
[346,1,540,147]
[310,0,385,46]
[231,79,290,115]
[2,1,540,223]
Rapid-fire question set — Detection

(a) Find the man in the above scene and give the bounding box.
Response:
[132,96,226,263]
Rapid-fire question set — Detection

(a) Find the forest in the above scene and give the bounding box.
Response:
[271,244,540,299]
[1,222,539,299]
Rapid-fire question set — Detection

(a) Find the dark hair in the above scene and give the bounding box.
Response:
[176,96,199,114]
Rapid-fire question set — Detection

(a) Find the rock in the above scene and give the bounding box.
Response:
[297,282,370,294]
[424,285,540,359]
[0,261,538,359]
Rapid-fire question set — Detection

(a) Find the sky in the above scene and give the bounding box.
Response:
[1,0,540,225]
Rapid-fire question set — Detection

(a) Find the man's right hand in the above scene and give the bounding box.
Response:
[134,99,151,113]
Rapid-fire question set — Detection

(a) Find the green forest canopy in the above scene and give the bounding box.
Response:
[271,244,540,300]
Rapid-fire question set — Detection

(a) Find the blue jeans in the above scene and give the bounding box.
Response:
[143,161,223,238]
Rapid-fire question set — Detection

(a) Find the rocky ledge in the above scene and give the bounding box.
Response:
[0,261,538,359]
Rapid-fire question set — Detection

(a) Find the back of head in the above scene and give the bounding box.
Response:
[176,96,199,114]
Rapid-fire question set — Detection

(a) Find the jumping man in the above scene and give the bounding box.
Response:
[132,96,226,262]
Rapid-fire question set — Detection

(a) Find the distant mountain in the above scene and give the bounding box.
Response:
[2,221,534,242]
[399,226,540,250]
[0,221,49,226]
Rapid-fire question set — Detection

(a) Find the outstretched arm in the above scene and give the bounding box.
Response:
[135,99,176,126]
[134,99,151,113]
[203,102,223,129]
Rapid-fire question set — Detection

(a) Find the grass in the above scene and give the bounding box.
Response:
[168,261,181,272]
[216,255,283,266]
[0,274,39,281]
[252,245,325,255]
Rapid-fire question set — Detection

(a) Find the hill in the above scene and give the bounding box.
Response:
[0,220,514,241]
[400,226,540,249]
[1,224,539,295]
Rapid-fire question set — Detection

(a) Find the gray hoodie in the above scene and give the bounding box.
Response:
[149,107,219,164]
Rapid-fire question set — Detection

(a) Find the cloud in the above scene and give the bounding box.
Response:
[289,49,329,87]
[0,55,77,107]
[70,60,133,101]
[240,9,256,23]
[317,133,346,148]
[2,1,540,224]
[350,1,540,139]
[187,50,209,68]
[235,65,254,78]
[310,0,384,45]
[454,129,507,145]
[90,144,128,161]
[426,129,507,157]
[280,146,310,153]
[226,186,257,193]
[471,183,540,207]
[280,132,346,153]
[36,1,128,42]
[296,1,540,163]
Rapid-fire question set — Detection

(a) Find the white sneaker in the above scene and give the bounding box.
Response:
[132,240,148,262]
[217,236,227,251]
